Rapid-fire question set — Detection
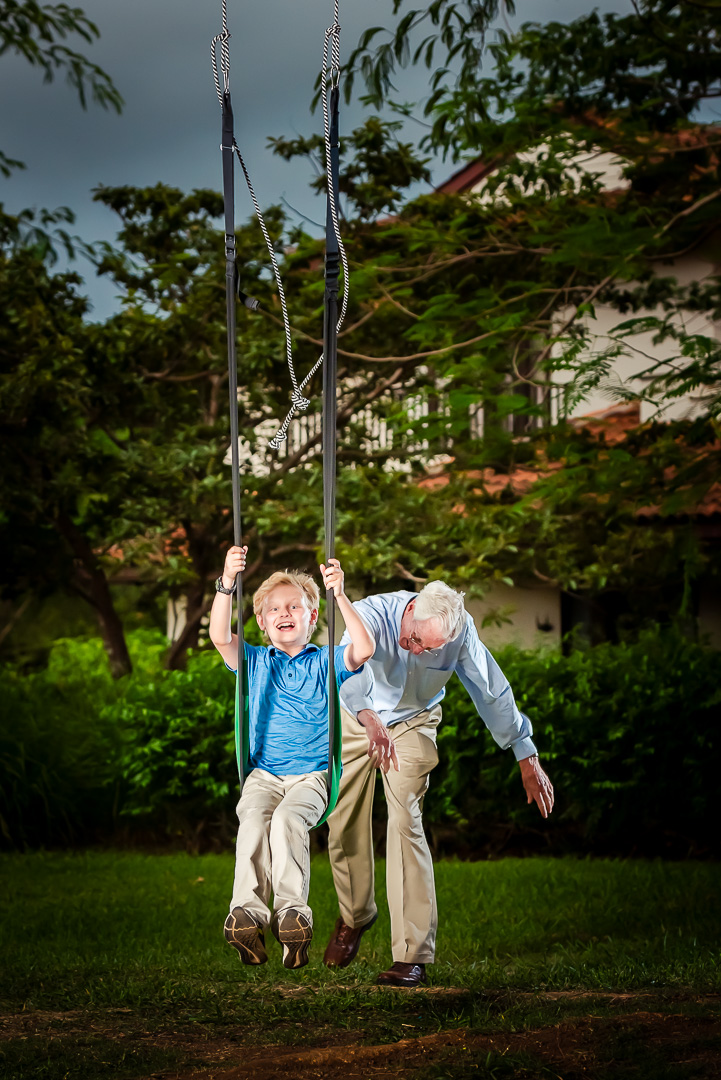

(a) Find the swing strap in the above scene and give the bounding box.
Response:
[319,6,343,821]
[212,9,300,421]
[212,2,249,789]
[211,2,345,817]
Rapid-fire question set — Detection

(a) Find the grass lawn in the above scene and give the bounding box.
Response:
[0,852,719,1079]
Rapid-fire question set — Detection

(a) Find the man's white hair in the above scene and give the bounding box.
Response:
[413,580,466,642]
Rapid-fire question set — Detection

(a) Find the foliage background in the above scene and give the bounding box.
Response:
[1,1,720,862]
[3,0,721,679]
[1,627,717,857]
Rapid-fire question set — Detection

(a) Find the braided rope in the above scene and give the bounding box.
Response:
[268,1,349,450]
[210,0,230,104]
[211,6,300,424]
[211,2,348,453]
[232,139,302,410]
[322,7,349,333]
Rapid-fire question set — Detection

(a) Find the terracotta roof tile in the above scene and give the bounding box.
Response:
[418,403,719,519]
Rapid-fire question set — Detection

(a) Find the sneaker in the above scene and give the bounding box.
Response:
[224,906,268,965]
[275,908,313,969]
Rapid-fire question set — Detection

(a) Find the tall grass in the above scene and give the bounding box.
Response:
[0,853,719,1013]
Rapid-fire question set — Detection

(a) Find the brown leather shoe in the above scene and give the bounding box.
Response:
[376,962,427,987]
[323,913,378,968]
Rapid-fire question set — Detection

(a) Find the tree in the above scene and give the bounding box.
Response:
[83,0,721,650]
[264,0,721,627]
[0,1,123,266]
[5,2,720,669]
[341,0,721,422]
[0,211,137,675]
[0,0,122,175]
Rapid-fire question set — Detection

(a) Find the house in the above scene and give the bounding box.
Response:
[422,140,721,648]
[437,136,719,429]
[207,138,721,650]
[416,400,721,650]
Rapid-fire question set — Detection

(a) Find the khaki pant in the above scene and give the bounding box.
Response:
[230,768,328,928]
[328,706,441,964]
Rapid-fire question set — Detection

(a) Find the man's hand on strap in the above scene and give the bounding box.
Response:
[519,755,554,818]
[357,709,400,774]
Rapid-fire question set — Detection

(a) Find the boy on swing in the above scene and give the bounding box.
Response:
[209,545,374,969]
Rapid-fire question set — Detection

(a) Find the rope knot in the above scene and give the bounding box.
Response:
[291,390,311,412]
[269,432,287,449]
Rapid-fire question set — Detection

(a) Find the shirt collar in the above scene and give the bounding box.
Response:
[267,643,319,659]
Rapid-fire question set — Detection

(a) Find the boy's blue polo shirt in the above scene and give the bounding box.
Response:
[228,643,358,776]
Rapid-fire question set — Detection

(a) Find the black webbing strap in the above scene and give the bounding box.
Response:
[322,83,341,804]
[221,88,247,792]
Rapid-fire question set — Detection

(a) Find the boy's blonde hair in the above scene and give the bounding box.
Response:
[253,570,320,642]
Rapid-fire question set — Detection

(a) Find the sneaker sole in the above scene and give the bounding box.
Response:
[277,910,313,969]
[224,908,268,965]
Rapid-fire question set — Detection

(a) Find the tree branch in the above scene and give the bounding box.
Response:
[141,368,214,382]
[395,561,428,584]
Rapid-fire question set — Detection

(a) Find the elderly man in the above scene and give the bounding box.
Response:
[323,581,554,987]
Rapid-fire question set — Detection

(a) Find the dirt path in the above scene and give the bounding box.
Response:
[2,992,720,1080]
[168,1011,721,1080]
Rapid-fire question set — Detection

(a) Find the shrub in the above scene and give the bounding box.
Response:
[109,646,236,837]
[428,626,720,856]
[0,637,119,847]
[1,625,718,854]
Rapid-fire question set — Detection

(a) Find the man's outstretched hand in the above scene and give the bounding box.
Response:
[519,755,554,818]
[357,709,400,774]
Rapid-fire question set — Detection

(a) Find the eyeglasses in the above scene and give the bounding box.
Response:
[409,632,441,655]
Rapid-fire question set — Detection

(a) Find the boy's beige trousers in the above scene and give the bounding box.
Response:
[230,768,328,928]
[328,706,442,964]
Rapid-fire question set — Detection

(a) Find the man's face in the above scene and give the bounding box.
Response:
[399,600,448,655]
[257,584,317,652]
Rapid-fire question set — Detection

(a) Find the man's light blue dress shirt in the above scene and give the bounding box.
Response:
[339,591,536,761]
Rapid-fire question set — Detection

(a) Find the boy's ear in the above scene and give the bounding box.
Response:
[256,612,265,632]
[309,607,319,626]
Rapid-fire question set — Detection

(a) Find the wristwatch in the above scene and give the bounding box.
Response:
[215,575,235,595]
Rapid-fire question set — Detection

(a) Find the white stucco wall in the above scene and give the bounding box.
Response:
[698,586,721,649]
[467,581,562,652]
[468,142,718,424]
[550,252,719,423]
[315,579,562,653]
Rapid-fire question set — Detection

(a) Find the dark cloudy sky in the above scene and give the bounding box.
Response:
[0,0,628,319]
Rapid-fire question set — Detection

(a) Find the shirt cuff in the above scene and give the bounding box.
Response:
[341,695,374,719]
[512,736,538,762]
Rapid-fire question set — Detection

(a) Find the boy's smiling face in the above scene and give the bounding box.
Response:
[257,583,318,656]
